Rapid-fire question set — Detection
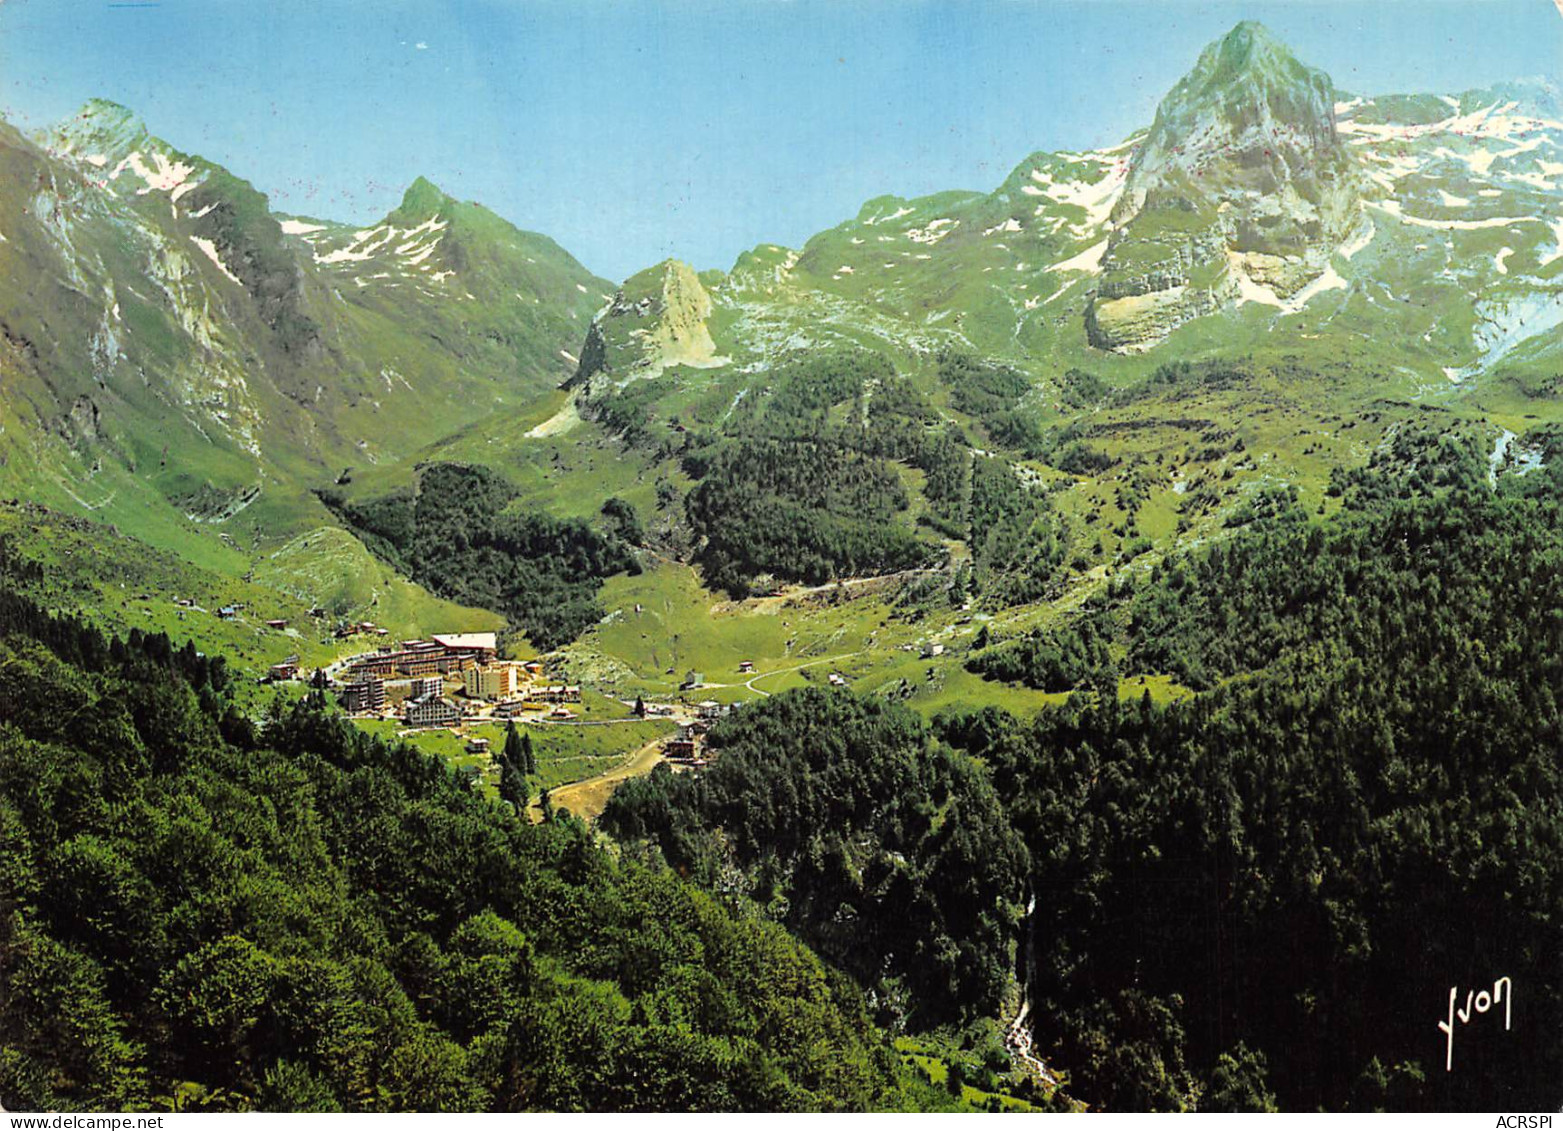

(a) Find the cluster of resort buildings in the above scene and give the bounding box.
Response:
[262,628,753,791]
[328,632,583,728]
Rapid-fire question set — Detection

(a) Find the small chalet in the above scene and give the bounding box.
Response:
[665,737,698,760]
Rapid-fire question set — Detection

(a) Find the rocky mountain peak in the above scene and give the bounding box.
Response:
[49,98,152,160]
[570,258,723,386]
[1124,20,1348,212]
[1089,23,1364,354]
[391,175,453,224]
[1192,21,1309,92]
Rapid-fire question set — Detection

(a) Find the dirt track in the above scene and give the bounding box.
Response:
[529,736,667,824]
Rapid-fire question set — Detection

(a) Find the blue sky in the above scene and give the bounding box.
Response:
[1,0,1558,279]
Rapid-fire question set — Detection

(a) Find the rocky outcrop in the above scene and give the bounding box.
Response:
[59,395,102,447]
[47,99,151,158]
[567,319,610,388]
[569,259,723,385]
[1087,280,1231,353]
[1088,21,1363,352]
[181,170,322,360]
[48,99,322,362]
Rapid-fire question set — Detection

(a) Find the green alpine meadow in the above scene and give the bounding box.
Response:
[1,5,1561,1114]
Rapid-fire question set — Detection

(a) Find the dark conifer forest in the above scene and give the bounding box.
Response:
[607,427,1563,1112]
[0,596,945,1112]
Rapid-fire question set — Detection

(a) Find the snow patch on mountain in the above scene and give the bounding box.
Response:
[1536,218,1563,268]
[1340,96,1563,194]
[191,237,242,285]
[1049,238,1108,275]
[1371,200,1549,233]
[111,150,199,198]
[1026,160,1128,235]
[907,218,957,245]
[313,217,447,274]
[1339,216,1376,259]
[1472,289,1563,370]
[1509,171,1558,192]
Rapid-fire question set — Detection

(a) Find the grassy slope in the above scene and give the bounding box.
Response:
[358,696,676,798]
[0,502,502,702]
[0,503,337,694]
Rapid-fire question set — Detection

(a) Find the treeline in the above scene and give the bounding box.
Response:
[685,438,934,595]
[580,380,666,450]
[937,351,1044,455]
[0,595,948,1112]
[1126,426,1504,689]
[681,349,1081,600]
[321,463,637,649]
[602,689,1030,1028]
[1017,358,1262,480]
[967,457,1069,604]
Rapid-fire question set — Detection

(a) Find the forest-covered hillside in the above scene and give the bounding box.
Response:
[604,427,1563,1112]
[0,593,954,1112]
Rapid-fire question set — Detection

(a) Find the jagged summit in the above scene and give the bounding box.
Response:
[1089,22,1363,352]
[0,94,608,527]
[1123,20,1349,213]
[570,258,724,386]
[49,98,151,157]
[1184,21,1316,95]
[390,176,453,224]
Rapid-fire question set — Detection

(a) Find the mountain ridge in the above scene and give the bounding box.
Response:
[2,96,611,575]
[3,22,1562,650]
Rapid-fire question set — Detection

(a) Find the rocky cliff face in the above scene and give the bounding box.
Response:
[1088,21,1364,352]
[571,259,723,386]
[48,100,322,368]
[1,97,608,550]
